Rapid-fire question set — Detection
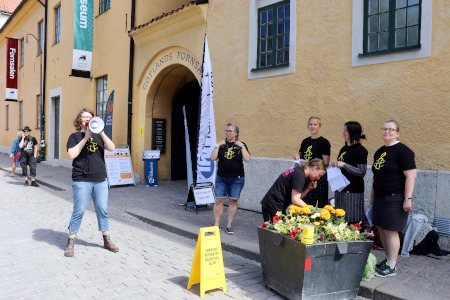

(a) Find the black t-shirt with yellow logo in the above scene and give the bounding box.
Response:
[67,132,107,181]
[372,142,416,197]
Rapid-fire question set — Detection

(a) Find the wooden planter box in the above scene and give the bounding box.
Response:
[258,227,373,300]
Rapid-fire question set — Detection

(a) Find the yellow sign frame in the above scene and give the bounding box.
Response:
[187,226,226,297]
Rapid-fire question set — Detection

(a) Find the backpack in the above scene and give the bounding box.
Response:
[410,230,450,256]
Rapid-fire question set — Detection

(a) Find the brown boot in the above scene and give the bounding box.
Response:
[103,234,119,252]
[64,237,75,257]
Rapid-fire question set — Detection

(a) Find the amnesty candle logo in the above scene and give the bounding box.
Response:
[5,38,18,102]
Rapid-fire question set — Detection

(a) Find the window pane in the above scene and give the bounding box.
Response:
[260,40,266,52]
[407,26,419,46]
[267,39,273,51]
[395,28,406,47]
[408,0,419,5]
[276,50,283,65]
[260,54,266,67]
[368,34,378,52]
[277,35,283,50]
[380,13,389,31]
[278,21,284,34]
[285,3,290,16]
[407,6,419,26]
[396,8,406,28]
[261,25,267,38]
[368,16,379,34]
[267,52,272,66]
[277,6,284,19]
[379,32,389,50]
[284,35,289,47]
[380,0,390,13]
[268,8,273,22]
[396,0,407,9]
[368,0,378,15]
[285,19,290,33]
[261,11,267,25]
[267,24,273,37]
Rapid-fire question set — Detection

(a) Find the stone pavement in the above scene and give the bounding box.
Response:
[0,152,449,299]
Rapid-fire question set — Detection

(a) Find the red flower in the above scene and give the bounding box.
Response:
[261,221,268,228]
[273,215,281,223]
[290,227,300,238]
[353,223,362,230]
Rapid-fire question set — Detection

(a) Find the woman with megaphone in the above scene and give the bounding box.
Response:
[64,108,118,257]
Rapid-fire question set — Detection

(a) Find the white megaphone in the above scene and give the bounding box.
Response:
[88,116,105,134]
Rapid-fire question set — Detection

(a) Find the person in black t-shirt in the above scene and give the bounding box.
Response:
[19,126,39,187]
[293,117,331,208]
[330,121,368,224]
[211,123,251,235]
[370,120,416,277]
[260,158,327,222]
[64,108,118,257]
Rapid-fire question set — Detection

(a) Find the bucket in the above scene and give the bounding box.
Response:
[301,224,315,244]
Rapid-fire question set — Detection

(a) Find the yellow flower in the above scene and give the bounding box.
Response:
[302,206,311,214]
[323,205,334,212]
[320,209,331,221]
[335,209,346,217]
[313,221,320,226]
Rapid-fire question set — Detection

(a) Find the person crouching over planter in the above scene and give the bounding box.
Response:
[260,158,327,222]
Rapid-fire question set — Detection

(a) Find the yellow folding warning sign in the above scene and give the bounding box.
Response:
[187,226,226,297]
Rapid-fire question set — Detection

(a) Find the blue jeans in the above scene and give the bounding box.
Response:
[69,180,110,233]
[214,176,245,200]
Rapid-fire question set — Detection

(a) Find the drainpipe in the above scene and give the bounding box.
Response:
[127,0,136,151]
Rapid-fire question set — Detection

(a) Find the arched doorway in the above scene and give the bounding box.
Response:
[171,80,200,180]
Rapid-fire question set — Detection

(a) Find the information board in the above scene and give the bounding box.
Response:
[193,185,215,205]
[104,145,136,187]
[152,118,166,153]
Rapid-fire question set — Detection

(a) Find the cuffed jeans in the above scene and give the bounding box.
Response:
[68,180,110,233]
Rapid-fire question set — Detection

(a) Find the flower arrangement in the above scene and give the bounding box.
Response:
[262,205,372,243]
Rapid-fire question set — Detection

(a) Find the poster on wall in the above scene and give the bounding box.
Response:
[104,145,136,187]
[5,38,18,102]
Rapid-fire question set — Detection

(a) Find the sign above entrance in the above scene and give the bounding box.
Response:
[141,47,202,91]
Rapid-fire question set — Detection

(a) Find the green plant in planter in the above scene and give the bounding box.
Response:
[37,146,46,163]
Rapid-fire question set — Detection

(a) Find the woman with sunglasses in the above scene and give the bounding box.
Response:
[211,123,251,235]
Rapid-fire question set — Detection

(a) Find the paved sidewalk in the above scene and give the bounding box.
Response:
[1,152,449,299]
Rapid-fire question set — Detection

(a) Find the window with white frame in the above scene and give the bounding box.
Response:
[37,95,42,129]
[19,101,23,130]
[55,5,61,44]
[248,0,296,79]
[363,0,421,56]
[99,0,111,14]
[6,105,9,130]
[352,0,431,67]
[20,38,24,67]
[96,76,108,117]
[38,20,44,54]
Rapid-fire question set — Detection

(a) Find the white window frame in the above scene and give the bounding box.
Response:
[352,0,432,67]
[248,0,296,79]
[55,5,61,44]
[96,76,108,117]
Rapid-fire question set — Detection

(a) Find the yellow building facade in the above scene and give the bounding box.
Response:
[1,1,450,238]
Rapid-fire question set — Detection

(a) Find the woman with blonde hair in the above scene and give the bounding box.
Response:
[294,117,331,208]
